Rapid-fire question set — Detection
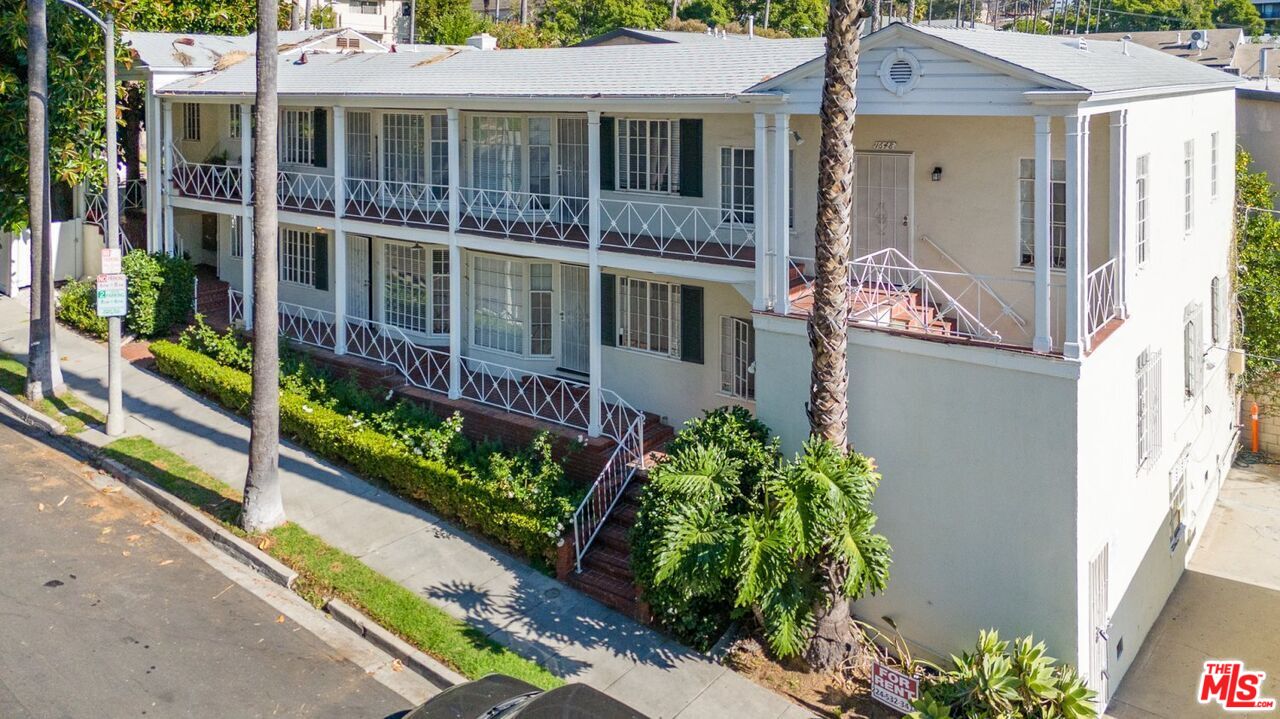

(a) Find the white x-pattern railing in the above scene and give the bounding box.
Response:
[278,301,338,349]
[171,155,240,202]
[1085,257,1122,344]
[460,187,589,245]
[277,170,335,213]
[344,316,452,394]
[344,178,449,227]
[601,199,755,265]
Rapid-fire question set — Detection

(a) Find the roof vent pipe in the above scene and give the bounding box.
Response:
[465,32,498,50]
[748,15,755,38]
[1122,35,1131,55]
[1176,31,1182,44]
[1263,47,1273,79]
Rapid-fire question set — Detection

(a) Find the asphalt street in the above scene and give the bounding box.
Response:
[0,414,413,719]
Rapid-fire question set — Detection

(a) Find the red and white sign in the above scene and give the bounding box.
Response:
[1200,661,1276,712]
[101,247,121,275]
[871,661,919,714]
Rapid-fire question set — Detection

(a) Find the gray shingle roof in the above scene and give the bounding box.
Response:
[158,39,826,98]
[902,25,1239,93]
[123,29,370,72]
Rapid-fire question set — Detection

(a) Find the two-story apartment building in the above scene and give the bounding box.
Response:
[125,25,1239,709]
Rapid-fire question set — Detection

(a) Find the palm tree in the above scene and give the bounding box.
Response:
[242,0,286,533]
[25,0,64,402]
[805,0,869,669]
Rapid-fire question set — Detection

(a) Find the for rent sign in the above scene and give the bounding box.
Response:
[871,661,919,714]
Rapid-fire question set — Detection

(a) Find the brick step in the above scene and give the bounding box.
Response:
[596,523,631,554]
[582,545,633,582]
[566,568,637,616]
[614,501,639,526]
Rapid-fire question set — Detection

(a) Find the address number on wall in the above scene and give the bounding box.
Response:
[870,140,898,150]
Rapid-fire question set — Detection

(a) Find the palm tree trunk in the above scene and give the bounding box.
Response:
[908,0,917,21]
[242,0,286,534]
[807,0,860,447]
[25,0,63,402]
[805,587,859,670]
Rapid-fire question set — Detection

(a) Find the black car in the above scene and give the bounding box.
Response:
[405,674,649,719]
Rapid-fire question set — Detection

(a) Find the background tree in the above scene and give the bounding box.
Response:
[242,0,286,533]
[1236,150,1280,386]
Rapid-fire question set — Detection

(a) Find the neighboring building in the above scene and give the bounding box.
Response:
[123,24,1238,712]
[321,0,412,44]
[1085,28,1280,79]
[1238,80,1280,179]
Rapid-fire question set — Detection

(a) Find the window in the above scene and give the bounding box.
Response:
[1169,449,1189,550]
[182,103,201,141]
[471,115,522,193]
[720,316,755,400]
[1210,132,1220,200]
[530,263,553,356]
[720,148,755,225]
[1184,302,1203,398]
[1184,139,1195,233]
[429,114,449,188]
[619,277,680,358]
[230,215,243,258]
[529,117,552,206]
[229,106,241,140]
[1136,347,1162,469]
[280,228,315,286]
[432,250,450,335]
[617,119,679,194]
[1210,276,1222,346]
[383,243,448,336]
[1136,154,1150,266]
[355,0,379,13]
[472,256,525,354]
[281,109,315,166]
[1018,158,1066,269]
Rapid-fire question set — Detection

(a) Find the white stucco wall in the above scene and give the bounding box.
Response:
[1237,92,1280,184]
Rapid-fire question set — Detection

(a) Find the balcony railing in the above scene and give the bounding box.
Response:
[171,156,240,203]
[85,179,146,253]
[278,170,335,214]
[345,178,448,229]
[459,187,589,246]
[601,199,754,266]
[1085,257,1122,345]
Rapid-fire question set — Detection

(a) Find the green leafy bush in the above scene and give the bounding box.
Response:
[55,278,109,339]
[151,337,576,563]
[55,251,195,340]
[909,630,1097,719]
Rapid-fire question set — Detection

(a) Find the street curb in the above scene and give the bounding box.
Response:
[96,455,299,590]
[325,598,465,690]
[0,391,66,436]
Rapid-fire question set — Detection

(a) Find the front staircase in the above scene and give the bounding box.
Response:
[193,266,231,330]
[788,261,973,339]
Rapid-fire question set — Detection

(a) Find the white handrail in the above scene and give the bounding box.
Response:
[1085,257,1121,343]
[571,412,646,572]
[459,186,589,245]
[918,234,1027,330]
[600,198,754,265]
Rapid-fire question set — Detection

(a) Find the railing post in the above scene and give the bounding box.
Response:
[333,106,347,355]
[161,100,175,256]
[1064,113,1088,359]
[447,108,462,400]
[753,113,770,311]
[587,110,603,438]
[145,92,162,253]
[240,103,254,330]
[1033,115,1052,353]
[1110,109,1129,319]
[774,112,791,315]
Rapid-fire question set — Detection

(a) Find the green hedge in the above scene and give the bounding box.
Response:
[150,340,563,562]
[56,251,195,339]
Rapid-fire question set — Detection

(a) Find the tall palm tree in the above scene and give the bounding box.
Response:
[25,0,64,402]
[242,0,286,533]
[805,0,867,669]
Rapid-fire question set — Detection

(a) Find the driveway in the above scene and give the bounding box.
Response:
[1108,461,1280,718]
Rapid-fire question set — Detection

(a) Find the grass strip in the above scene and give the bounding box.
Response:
[0,351,106,434]
[101,436,561,690]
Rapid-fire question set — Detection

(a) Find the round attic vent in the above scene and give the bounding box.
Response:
[878,49,922,96]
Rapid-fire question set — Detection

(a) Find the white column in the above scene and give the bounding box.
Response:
[1063,113,1088,359]
[161,100,175,255]
[333,106,347,355]
[447,108,462,399]
[1032,115,1052,353]
[145,91,162,252]
[773,113,790,315]
[239,103,254,330]
[1110,109,1128,318]
[587,110,603,438]
[753,113,771,311]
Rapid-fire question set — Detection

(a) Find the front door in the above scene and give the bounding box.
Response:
[560,264,589,374]
[347,235,371,321]
[853,152,912,259]
[1088,544,1110,711]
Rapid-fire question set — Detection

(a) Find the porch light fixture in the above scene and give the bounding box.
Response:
[931,166,943,182]
[791,130,804,145]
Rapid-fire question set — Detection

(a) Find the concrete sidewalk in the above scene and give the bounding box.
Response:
[0,296,809,719]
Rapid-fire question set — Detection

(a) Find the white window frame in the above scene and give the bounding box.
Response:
[1137,347,1162,470]
[229,105,241,140]
[1169,448,1189,550]
[720,147,755,225]
[182,103,201,142]
[618,276,680,359]
[1210,276,1222,346]
[1184,139,1195,234]
[1135,154,1150,267]
[469,254,554,358]
[1017,158,1066,270]
[720,316,755,400]
[230,215,243,259]
[1184,302,1203,399]
[280,228,315,287]
[281,109,315,166]
[617,118,680,195]
[381,241,448,338]
[1210,131,1220,200]
[529,262,553,357]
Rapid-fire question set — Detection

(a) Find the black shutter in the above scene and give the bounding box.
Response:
[680,284,703,364]
[601,273,616,347]
[313,232,329,291]
[600,117,615,192]
[678,119,702,198]
[312,108,328,167]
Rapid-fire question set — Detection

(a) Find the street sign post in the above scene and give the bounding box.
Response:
[96,274,127,318]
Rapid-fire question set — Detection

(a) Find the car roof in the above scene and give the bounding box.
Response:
[406,675,540,719]
[510,683,648,719]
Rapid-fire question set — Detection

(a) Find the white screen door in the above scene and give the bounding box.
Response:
[556,118,589,224]
[1088,544,1110,711]
[853,152,912,258]
[347,235,370,320]
[382,241,431,335]
[561,264,589,374]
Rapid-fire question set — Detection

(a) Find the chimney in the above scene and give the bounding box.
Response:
[465,32,498,50]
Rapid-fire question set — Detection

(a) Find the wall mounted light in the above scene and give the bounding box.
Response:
[791,130,804,146]
[931,166,943,182]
